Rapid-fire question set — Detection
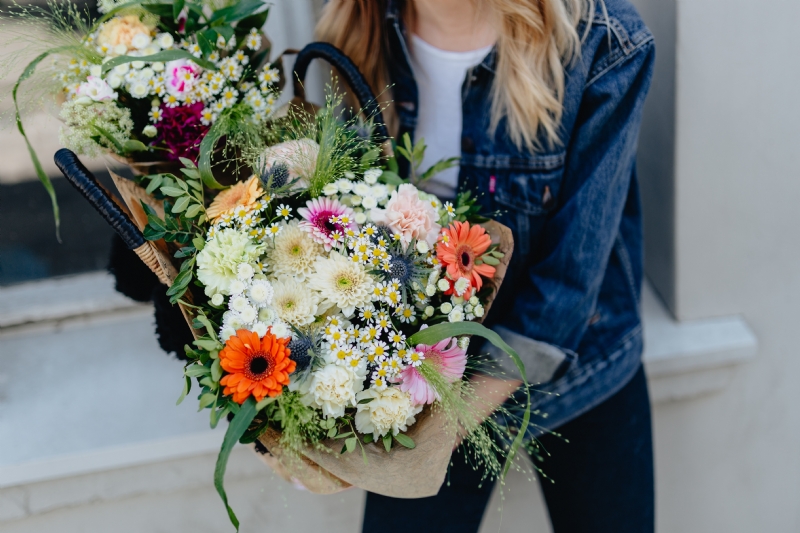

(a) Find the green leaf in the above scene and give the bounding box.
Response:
[197,29,216,57]
[215,397,258,531]
[406,321,531,477]
[211,359,222,382]
[123,139,148,153]
[185,364,211,377]
[192,236,206,251]
[334,431,354,439]
[382,433,392,453]
[185,203,203,219]
[195,314,219,340]
[176,375,191,405]
[197,120,226,189]
[171,196,191,213]
[360,146,381,167]
[345,437,357,453]
[481,255,500,266]
[161,186,185,197]
[102,50,217,74]
[198,392,217,411]
[179,157,196,168]
[235,10,269,34]
[357,397,374,404]
[379,170,405,186]
[195,338,221,351]
[145,174,164,194]
[255,396,277,411]
[208,0,265,25]
[172,0,185,21]
[327,427,337,438]
[90,124,125,154]
[393,433,415,449]
[362,433,374,444]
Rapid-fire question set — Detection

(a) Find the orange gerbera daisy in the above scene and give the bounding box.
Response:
[436,221,496,292]
[207,175,263,222]
[219,329,295,404]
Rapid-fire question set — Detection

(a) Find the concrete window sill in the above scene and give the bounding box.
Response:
[0,273,758,522]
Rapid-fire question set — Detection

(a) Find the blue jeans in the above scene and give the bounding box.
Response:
[361,365,654,533]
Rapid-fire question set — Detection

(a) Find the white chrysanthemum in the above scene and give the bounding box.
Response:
[196,228,265,296]
[248,279,273,307]
[354,387,422,440]
[308,251,376,317]
[270,276,320,326]
[301,363,365,418]
[267,220,325,281]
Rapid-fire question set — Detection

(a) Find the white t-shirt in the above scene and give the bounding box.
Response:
[408,34,494,199]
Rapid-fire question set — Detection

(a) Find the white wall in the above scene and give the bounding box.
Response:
[630,0,800,531]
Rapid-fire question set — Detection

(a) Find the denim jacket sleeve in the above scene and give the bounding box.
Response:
[487,39,655,382]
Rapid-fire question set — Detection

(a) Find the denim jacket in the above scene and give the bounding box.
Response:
[385,0,655,434]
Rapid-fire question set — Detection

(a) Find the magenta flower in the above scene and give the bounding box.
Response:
[155,102,209,161]
[297,197,357,250]
[398,338,467,405]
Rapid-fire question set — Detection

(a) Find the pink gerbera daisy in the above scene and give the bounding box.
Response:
[297,197,357,250]
[398,338,467,405]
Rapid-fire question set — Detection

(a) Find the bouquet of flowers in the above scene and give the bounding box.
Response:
[36,16,532,527]
[5,0,282,233]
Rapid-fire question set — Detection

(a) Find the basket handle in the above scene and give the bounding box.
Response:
[54,149,144,250]
[292,42,389,141]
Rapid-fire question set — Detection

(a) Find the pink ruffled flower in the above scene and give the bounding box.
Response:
[370,183,440,250]
[398,338,467,405]
[77,76,117,102]
[297,197,357,250]
[165,58,198,96]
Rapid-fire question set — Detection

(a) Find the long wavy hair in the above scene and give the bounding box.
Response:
[315,0,596,152]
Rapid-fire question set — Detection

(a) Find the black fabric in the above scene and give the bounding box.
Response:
[151,283,193,360]
[362,365,654,533]
[107,233,192,359]
[108,234,158,302]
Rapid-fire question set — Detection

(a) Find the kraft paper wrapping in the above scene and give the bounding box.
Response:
[108,171,515,498]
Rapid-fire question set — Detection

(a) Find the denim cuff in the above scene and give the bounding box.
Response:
[482,326,576,385]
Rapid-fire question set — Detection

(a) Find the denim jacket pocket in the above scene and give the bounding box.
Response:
[492,155,566,217]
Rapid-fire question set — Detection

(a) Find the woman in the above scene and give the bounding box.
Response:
[317,0,655,532]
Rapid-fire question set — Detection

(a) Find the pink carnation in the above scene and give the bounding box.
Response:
[165,58,198,96]
[370,183,440,250]
[298,197,357,250]
[398,338,467,405]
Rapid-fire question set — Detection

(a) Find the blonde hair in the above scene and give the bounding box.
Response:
[316,0,595,152]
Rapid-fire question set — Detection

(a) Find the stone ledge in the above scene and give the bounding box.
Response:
[640,283,758,402]
[0,272,147,329]
[0,273,758,520]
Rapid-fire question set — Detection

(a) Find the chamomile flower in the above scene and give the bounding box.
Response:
[267,222,281,237]
[276,204,292,219]
[395,304,416,323]
[149,107,163,122]
[246,28,262,50]
[444,201,456,217]
[389,331,406,349]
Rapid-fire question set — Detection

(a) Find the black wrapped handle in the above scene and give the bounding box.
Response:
[54,148,146,251]
[293,42,389,141]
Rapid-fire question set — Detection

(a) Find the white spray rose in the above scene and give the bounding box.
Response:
[354,387,422,440]
[302,363,364,418]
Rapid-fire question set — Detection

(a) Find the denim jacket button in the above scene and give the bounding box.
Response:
[461,136,476,153]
